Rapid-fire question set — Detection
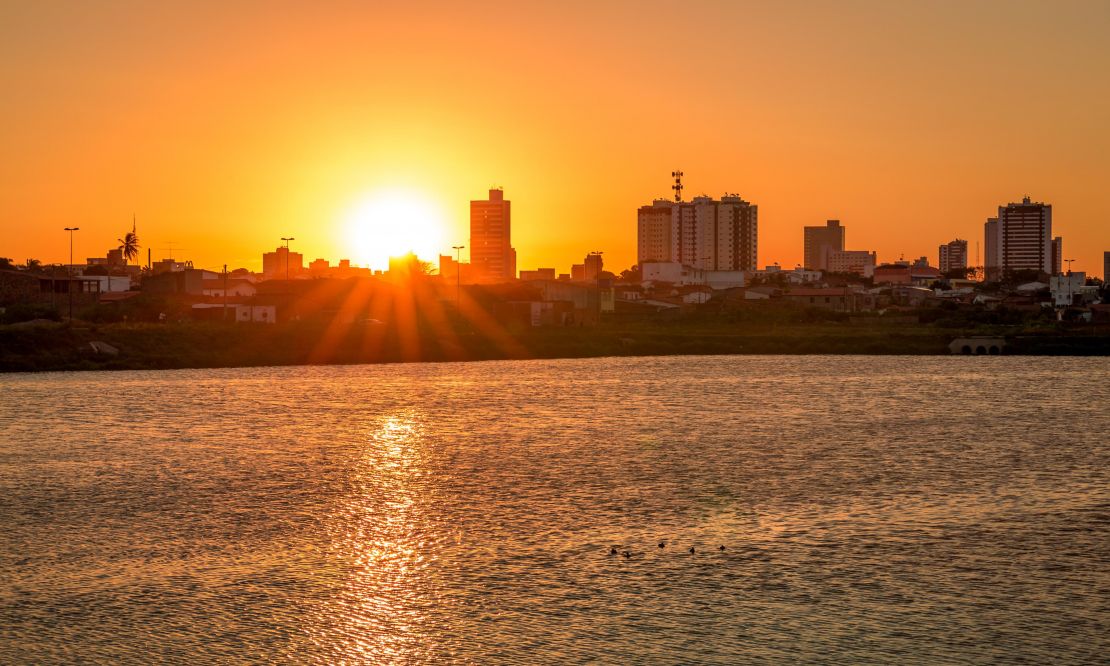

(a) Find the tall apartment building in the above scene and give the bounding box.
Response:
[1105,251,1110,282]
[470,188,516,283]
[583,253,604,281]
[635,194,758,271]
[637,200,674,264]
[985,197,1052,277]
[984,218,999,280]
[803,220,845,270]
[939,239,969,274]
[262,246,303,279]
[1051,236,1063,275]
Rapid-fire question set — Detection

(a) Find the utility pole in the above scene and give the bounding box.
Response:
[452,245,465,307]
[1065,258,1076,306]
[222,264,229,321]
[281,237,295,281]
[64,227,79,320]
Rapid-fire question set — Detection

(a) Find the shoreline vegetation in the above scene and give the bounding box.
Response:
[2,317,1108,373]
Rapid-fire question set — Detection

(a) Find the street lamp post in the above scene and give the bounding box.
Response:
[281,237,295,281]
[64,227,79,320]
[1065,258,1076,307]
[452,245,465,307]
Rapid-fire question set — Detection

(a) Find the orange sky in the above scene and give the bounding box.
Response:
[2,0,1109,276]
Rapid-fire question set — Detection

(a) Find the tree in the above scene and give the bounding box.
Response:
[619,266,642,283]
[0,257,12,270]
[24,258,41,270]
[118,219,140,266]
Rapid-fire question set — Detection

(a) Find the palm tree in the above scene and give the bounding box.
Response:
[24,258,41,270]
[118,216,140,266]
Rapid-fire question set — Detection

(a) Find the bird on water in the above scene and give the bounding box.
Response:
[719,545,726,551]
[622,551,632,559]
[689,546,696,554]
[610,547,618,555]
[658,541,666,549]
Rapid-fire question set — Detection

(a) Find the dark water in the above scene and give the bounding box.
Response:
[1,356,1108,664]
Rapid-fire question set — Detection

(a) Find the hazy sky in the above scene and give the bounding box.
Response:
[2,0,1109,274]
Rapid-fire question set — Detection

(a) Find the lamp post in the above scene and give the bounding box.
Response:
[452,245,465,307]
[1065,258,1076,307]
[281,237,295,281]
[64,227,79,319]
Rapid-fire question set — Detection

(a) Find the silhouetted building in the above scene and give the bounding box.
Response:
[439,254,473,284]
[0,269,101,308]
[87,248,126,268]
[1105,251,1110,281]
[988,197,1053,276]
[151,258,193,275]
[636,194,758,271]
[583,253,603,281]
[263,246,303,280]
[939,239,968,274]
[143,268,204,295]
[1051,236,1063,275]
[519,268,556,281]
[470,188,516,283]
[803,220,845,270]
[984,217,1000,280]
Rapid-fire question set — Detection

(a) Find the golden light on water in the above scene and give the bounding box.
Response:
[322,413,438,662]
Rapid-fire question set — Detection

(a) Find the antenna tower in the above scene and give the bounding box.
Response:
[671,170,684,202]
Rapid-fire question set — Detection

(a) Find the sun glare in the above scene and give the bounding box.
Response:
[342,189,448,270]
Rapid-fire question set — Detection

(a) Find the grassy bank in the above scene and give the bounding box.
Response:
[2,318,1108,373]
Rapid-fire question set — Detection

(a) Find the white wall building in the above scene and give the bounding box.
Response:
[641,261,745,289]
[637,193,757,271]
[826,250,877,277]
[235,304,277,323]
[1050,272,1086,307]
[80,275,131,292]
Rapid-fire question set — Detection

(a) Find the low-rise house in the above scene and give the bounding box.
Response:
[0,269,101,309]
[202,279,257,299]
[143,268,204,295]
[235,304,277,324]
[781,287,867,312]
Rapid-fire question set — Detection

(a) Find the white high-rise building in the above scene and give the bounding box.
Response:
[637,193,757,271]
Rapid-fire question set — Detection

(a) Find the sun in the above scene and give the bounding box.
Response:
[341,188,448,270]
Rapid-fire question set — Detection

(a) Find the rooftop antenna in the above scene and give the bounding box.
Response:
[158,241,191,260]
[671,170,684,202]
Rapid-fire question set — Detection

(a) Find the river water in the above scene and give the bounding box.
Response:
[1,356,1108,664]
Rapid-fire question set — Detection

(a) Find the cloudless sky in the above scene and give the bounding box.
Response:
[2,0,1108,275]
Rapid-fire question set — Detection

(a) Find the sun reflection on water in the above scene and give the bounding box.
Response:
[315,412,439,663]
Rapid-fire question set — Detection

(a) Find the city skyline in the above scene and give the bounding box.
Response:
[2,2,1109,275]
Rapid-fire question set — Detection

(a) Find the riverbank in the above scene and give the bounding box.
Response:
[2,318,1109,372]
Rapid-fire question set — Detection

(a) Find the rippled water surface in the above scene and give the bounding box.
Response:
[2,356,1109,664]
